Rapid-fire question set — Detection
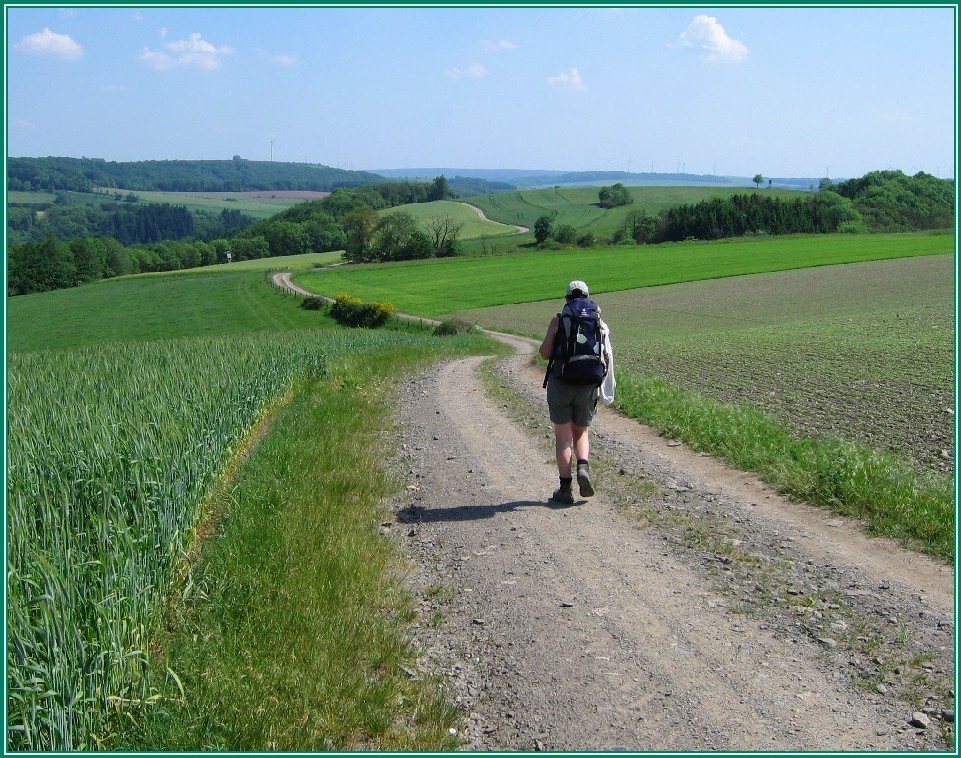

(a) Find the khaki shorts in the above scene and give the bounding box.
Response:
[546,376,598,427]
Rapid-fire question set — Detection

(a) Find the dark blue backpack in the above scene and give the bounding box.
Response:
[546,296,607,386]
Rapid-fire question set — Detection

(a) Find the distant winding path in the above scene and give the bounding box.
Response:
[272,271,317,298]
[462,202,529,233]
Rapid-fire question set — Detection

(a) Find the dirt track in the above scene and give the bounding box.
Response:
[391,335,954,751]
[272,272,954,750]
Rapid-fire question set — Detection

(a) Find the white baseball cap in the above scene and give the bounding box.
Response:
[567,280,589,297]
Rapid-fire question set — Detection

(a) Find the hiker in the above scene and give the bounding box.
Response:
[539,280,615,505]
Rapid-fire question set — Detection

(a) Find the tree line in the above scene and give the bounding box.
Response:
[7,156,385,193]
[531,171,953,248]
[652,191,860,242]
[7,156,514,196]
[7,177,459,296]
[650,171,952,241]
[8,177,500,249]
[244,176,462,263]
[8,199,253,247]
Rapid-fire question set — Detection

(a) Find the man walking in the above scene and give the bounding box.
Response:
[539,280,615,504]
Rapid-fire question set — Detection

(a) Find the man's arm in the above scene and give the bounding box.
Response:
[538,316,559,360]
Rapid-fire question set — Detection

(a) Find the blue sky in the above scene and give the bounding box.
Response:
[5,5,957,180]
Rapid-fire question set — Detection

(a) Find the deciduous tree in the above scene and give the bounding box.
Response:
[426,215,463,257]
[533,214,554,244]
[598,182,633,208]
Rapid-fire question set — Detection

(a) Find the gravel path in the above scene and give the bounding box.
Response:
[390,337,954,751]
[274,271,954,750]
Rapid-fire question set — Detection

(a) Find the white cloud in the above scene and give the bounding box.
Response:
[447,63,486,79]
[256,48,298,67]
[484,38,517,51]
[139,32,232,71]
[270,54,298,67]
[547,67,586,91]
[680,14,748,63]
[15,28,83,60]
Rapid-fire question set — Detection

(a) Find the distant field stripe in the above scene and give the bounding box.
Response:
[296,232,952,316]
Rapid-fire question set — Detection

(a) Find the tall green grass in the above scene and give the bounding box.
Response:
[121,346,474,750]
[6,328,445,750]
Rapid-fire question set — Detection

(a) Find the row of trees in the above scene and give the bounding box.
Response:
[538,170,952,248]
[7,157,511,197]
[8,198,256,247]
[7,156,385,193]
[650,171,953,241]
[537,191,860,249]
[532,214,605,248]
[7,236,232,295]
[9,177,457,248]
[7,176,462,295]
[654,191,863,242]
[6,231,316,296]
[341,209,462,263]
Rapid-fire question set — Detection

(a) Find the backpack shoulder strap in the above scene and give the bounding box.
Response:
[543,311,563,388]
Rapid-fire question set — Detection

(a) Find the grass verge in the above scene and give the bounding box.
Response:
[116,338,494,750]
[613,371,955,563]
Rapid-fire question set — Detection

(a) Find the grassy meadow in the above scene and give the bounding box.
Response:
[298,230,952,316]
[6,253,344,352]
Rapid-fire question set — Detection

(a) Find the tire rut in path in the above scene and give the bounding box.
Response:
[392,352,953,752]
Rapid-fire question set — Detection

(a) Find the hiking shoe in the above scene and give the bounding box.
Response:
[551,486,575,505]
[576,463,595,497]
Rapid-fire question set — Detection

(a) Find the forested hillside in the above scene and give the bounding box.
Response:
[7,156,384,193]
[8,197,252,247]
[7,156,513,197]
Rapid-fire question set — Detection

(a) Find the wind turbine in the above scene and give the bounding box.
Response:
[268,137,275,162]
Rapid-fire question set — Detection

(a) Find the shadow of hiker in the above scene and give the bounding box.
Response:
[399,498,583,524]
